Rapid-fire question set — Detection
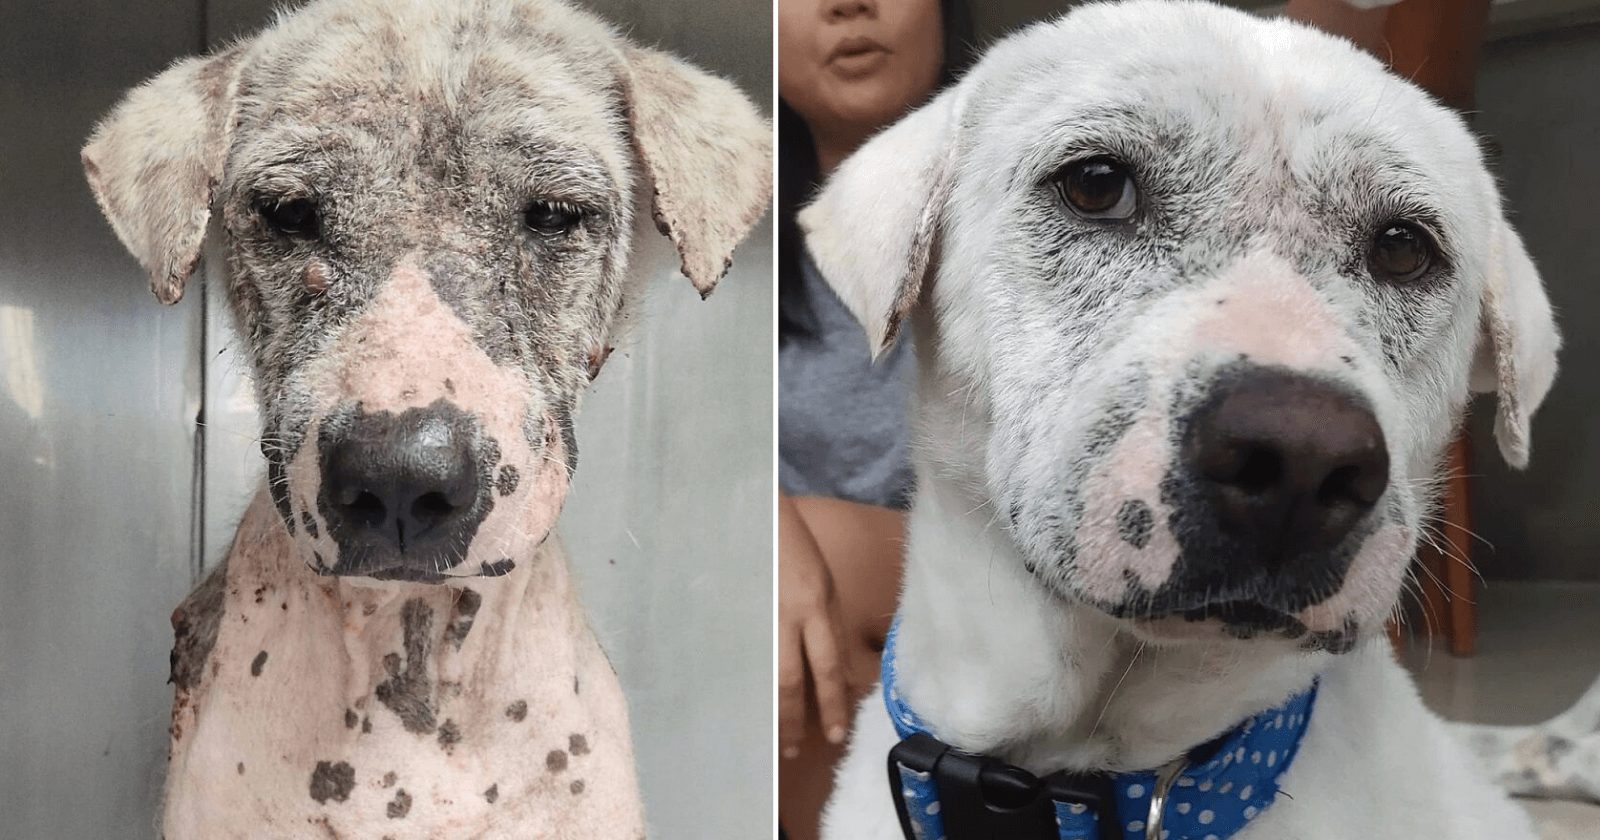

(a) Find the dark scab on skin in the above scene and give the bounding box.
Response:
[506,700,528,722]
[170,560,226,691]
[382,771,397,788]
[570,779,585,795]
[386,788,411,819]
[480,558,516,577]
[308,760,356,804]
[496,464,520,497]
[484,783,499,804]
[444,589,482,650]
[438,719,462,750]
[374,599,438,734]
[251,650,268,677]
[1302,618,1359,655]
[344,709,359,729]
[1116,500,1154,550]
[546,749,568,773]
[569,733,589,755]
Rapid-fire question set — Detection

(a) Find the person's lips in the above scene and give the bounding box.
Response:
[827,35,891,76]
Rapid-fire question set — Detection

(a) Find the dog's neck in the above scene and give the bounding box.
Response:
[227,488,584,708]
[894,474,1328,775]
[895,336,1327,775]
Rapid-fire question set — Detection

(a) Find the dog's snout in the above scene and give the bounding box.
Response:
[320,402,488,575]
[1185,371,1389,561]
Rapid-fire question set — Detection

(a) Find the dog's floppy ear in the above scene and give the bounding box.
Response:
[799,88,962,356]
[1470,219,1560,468]
[81,48,242,305]
[621,46,772,298]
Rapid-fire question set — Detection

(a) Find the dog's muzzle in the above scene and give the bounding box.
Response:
[1157,367,1389,615]
[316,399,495,581]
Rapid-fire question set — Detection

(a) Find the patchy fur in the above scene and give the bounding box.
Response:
[801,3,1557,838]
[164,495,640,838]
[82,0,769,836]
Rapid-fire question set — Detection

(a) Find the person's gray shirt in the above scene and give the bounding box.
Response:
[779,254,915,509]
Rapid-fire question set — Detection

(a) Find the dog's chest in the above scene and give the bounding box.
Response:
[162,558,642,839]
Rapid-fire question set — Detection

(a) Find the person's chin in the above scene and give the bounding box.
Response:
[826,79,921,134]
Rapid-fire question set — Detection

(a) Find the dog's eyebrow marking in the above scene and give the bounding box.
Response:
[1008,101,1201,189]
[1116,500,1154,549]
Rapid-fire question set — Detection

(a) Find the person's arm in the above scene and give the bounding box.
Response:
[778,492,854,758]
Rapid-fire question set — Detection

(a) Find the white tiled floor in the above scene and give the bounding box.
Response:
[1400,581,1600,838]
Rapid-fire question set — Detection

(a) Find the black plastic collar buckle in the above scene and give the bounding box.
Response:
[887,732,1119,840]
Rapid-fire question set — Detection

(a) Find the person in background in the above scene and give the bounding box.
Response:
[776,1,971,837]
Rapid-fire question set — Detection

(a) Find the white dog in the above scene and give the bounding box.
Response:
[83,0,769,836]
[801,3,1558,838]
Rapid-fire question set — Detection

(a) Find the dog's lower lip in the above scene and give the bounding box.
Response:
[1179,600,1297,628]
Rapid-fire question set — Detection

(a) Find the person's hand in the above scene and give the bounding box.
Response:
[779,494,854,760]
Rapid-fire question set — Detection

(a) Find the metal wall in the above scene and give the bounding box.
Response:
[0,1,773,838]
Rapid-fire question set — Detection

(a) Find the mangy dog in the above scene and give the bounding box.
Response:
[82,0,769,836]
[802,2,1557,838]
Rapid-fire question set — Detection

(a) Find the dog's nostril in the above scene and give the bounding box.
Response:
[1318,464,1363,506]
[1231,444,1283,494]
[342,490,388,528]
[1317,457,1387,508]
[410,491,458,527]
[1185,369,1390,561]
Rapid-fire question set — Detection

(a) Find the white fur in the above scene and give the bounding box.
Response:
[803,3,1557,837]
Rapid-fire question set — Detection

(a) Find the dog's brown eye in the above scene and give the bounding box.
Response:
[258,197,319,237]
[1054,157,1138,220]
[524,199,584,236]
[1369,223,1434,283]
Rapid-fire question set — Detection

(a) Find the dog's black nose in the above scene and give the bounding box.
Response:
[320,402,485,572]
[1184,370,1388,562]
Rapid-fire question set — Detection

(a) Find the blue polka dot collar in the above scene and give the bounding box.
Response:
[881,619,1318,840]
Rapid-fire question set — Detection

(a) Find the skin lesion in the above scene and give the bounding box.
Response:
[168,559,230,744]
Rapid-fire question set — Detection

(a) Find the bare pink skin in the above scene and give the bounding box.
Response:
[1073,411,1183,602]
[284,256,567,578]
[162,256,642,837]
[1071,254,1409,642]
[163,494,641,839]
[1189,252,1357,375]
